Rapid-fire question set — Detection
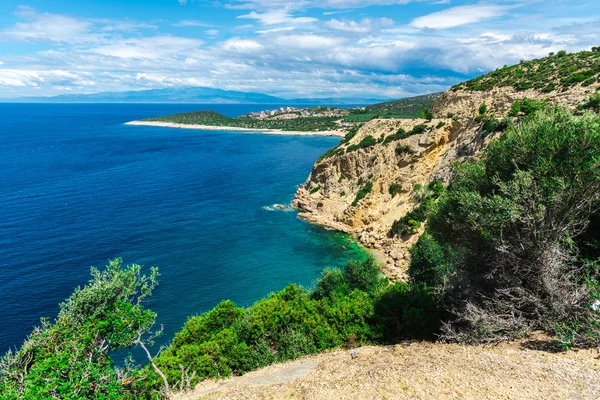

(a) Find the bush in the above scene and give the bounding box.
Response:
[395,144,415,157]
[347,135,377,152]
[508,98,546,116]
[417,107,600,344]
[478,102,488,115]
[352,181,373,207]
[388,183,402,197]
[436,121,446,129]
[579,92,600,111]
[310,185,321,194]
[0,260,161,399]
[374,282,441,342]
[153,258,390,389]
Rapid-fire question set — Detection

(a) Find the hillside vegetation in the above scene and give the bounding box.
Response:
[366,93,440,115]
[453,49,600,93]
[145,110,340,132]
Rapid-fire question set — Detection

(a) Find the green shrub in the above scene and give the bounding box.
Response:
[382,128,408,145]
[417,107,600,344]
[478,102,488,115]
[310,186,321,194]
[0,260,161,399]
[410,124,428,135]
[347,135,377,152]
[420,109,434,121]
[388,183,402,197]
[579,92,600,111]
[352,181,373,207]
[508,98,546,116]
[374,282,441,342]
[436,121,446,129]
[395,144,415,157]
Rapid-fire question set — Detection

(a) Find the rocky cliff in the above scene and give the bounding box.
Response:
[294,51,600,280]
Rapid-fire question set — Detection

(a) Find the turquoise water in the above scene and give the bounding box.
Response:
[0,103,362,353]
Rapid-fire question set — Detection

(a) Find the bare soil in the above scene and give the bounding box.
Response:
[173,333,600,400]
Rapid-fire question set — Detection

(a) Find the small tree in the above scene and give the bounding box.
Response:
[0,259,168,399]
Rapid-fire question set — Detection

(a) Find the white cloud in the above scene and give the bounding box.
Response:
[91,36,203,58]
[238,10,317,25]
[221,37,264,53]
[205,29,220,37]
[411,3,512,30]
[0,6,96,43]
[173,20,213,27]
[325,18,394,33]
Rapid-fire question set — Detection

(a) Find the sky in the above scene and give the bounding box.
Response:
[0,0,598,99]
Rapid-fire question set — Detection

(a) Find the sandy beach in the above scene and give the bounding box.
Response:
[125,120,345,137]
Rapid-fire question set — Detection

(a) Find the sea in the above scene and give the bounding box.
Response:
[0,103,364,355]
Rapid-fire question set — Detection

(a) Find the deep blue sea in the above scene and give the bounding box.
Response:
[0,103,362,354]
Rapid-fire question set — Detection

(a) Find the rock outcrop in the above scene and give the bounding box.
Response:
[294,77,599,280]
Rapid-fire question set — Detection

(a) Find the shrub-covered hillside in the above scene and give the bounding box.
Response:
[453,49,600,93]
[365,93,440,117]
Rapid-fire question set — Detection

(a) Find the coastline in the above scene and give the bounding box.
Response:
[125,120,345,137]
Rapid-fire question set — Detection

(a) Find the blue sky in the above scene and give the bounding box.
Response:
[0,0,598,99]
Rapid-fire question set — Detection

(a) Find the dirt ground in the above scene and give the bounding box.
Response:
[172,333,600,400]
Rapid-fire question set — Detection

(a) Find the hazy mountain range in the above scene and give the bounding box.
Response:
[1,87,387,105]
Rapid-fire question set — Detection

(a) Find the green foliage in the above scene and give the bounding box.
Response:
[554,260,600,349]
[154,258,389,388]
[578,92,600,111]
[365,93,440,118]
[342,126,359,143]
[435,121,446,129]
[352,181,373,207]
[420,108,434,121]
[309,186,321,194]
[410,124,428,135]
[346,135,377,152]
[452,50,600,94]
[478,102,488,115]
[389,181,445,237]
[413,107,600,344]
[388,183,402,197]
[382,128,408,145]
[374,282,441,342]
[481,117,511,138]
[395,144,415,157]
[148,110,339,132]
[508,98,546,116]
[0,259,160,399]
[317,146,345,163]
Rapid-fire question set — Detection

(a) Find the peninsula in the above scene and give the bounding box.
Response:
[126,95,439,136]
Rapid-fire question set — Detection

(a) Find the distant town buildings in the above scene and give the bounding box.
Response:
[243,106,356,120]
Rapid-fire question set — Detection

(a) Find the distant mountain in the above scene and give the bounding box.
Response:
[2,87,386,105]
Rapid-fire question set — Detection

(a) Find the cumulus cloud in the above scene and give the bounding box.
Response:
[411,3,512,29]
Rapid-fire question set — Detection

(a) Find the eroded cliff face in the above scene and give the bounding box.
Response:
[293,117,488,280]
[293,83,599,280]
[431,84,598,118]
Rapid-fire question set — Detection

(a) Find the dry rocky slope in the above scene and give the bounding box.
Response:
[294,55,600,280]
[176,333,600,400]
